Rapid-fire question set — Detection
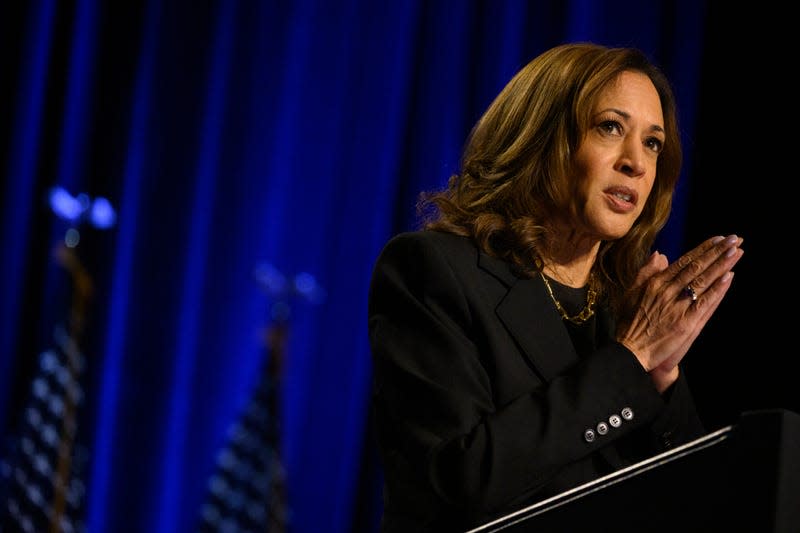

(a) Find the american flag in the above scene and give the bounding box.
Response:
[0,324,88,533]
[197,322,289,533]
[1,193,110,533]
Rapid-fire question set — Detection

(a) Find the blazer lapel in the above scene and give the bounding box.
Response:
[477,250,627,469]
[478,252,579,381]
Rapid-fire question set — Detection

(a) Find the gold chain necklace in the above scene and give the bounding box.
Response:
[540,272,597,325]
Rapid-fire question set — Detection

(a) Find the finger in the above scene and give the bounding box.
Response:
[690,270,735,318]
[633,251,668,289]
[648,236,721,300]
[666,234,742,300]
[683,237,743,304]
[664,234,731,280]
[668,234,727,276]
[661,271,736,369]
[686,246,743,299]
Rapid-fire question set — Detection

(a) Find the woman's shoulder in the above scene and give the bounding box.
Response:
[383,229,473,252]
[375,230,477,271]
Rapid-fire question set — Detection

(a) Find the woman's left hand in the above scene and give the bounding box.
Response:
[616,235,744,392]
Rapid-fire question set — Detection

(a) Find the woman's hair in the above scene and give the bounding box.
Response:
[418,42,682,310]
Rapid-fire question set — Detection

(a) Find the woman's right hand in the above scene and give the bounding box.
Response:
[615,234,744,389]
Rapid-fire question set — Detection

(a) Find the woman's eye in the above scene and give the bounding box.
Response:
[646,137,664,153]
[599,120,622,135]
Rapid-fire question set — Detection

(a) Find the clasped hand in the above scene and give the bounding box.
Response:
[617,234,744,392]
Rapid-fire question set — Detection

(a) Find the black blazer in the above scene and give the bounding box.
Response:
[368,230,705,532]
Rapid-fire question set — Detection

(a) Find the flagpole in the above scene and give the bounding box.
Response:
[49,242,93,533]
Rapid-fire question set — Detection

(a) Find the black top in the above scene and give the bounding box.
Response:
[544,275,598,359]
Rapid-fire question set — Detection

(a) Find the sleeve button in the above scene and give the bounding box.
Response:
[584,429,596,443]
[621,407,634,421]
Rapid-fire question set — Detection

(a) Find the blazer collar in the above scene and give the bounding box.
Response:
[497,276,579,380]
[477,250,519,286]
[478,250,612,381]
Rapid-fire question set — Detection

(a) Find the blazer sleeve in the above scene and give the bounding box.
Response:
[647,366,705,448]
[368,232,704,515]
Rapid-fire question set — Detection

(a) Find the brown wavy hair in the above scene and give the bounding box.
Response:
[418,42,682,311]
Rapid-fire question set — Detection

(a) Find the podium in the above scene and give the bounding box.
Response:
[467,409,800,533]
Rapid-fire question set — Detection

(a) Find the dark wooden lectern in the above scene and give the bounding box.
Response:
[467,409,800,533]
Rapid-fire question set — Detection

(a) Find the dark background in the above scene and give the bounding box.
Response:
[683,4,797,432]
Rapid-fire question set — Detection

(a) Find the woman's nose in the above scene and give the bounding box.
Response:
[616,141,647,178]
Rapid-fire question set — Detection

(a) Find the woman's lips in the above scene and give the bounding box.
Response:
[604,186,638,212]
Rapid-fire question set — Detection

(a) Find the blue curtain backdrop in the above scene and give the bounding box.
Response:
[5,1,788,532]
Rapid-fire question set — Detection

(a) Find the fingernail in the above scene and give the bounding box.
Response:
[725,234,738,245]
[721,271,733,283]
[712,236,724,244]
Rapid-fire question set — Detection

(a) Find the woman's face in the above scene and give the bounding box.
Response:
[571,70,664,242]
